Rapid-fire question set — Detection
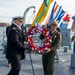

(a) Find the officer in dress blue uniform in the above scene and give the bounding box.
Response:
[6,16,29,75]
[40,20,62,75]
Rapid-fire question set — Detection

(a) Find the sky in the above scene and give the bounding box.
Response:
[0,0,75,28]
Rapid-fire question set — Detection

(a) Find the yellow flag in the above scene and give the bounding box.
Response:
[30,0,53,28]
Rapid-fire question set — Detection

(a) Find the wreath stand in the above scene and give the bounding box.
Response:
[28,50,35,75]
[23,28,35,75]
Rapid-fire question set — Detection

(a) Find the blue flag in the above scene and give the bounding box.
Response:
[56,9,65,23]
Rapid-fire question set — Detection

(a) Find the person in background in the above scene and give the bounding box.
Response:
[71,36,75,52]
[6,16,29,75]
[40,20,62,75]
[57,27,60,32]
[6,25,11,67]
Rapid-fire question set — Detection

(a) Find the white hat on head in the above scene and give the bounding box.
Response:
[13,16,23,22]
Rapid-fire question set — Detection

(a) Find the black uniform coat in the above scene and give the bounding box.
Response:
[6,23,26,60]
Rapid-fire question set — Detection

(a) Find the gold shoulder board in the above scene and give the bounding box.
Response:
[12,27,16,30]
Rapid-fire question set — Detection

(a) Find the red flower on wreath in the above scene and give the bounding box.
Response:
[26,24,52,54]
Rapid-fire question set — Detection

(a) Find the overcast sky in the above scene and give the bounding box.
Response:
[0,0,75,28]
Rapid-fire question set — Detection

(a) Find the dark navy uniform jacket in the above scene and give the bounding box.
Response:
[6,23,26,60]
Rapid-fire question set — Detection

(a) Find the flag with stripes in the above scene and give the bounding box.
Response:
[48,1,63,24]
[59,13,70,29]
[29,0,54,28]
[55,9,65,23]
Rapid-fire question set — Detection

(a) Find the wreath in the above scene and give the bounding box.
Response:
[26,24,52,54]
